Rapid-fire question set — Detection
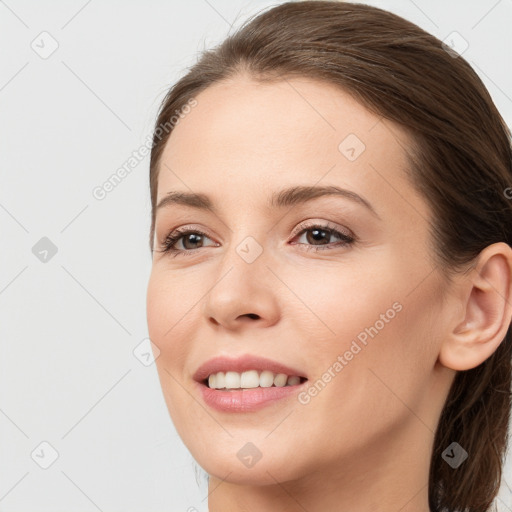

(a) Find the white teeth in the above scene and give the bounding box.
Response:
[215,372,226,389]
[259,370,274,388]
[206,370,304,389]
[287,375,301,386]
[240,370,259,388]
[273,373,288,387]
[224,371,240,388]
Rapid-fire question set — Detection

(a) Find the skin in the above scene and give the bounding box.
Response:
[146,75,512,512]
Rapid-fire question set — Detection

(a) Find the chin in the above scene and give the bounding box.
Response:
[198,458,297,486]
[186,438,309,487]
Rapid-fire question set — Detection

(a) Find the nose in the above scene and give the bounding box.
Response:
[201,250,280,331]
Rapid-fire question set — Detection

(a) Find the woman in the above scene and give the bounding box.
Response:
[146,2,512,511]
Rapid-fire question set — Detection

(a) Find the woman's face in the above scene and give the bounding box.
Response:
[146,76,456,486]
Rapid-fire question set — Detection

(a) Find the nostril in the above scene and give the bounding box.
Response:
[245,313,259,319]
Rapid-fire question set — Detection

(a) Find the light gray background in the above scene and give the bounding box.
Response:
[1,0,511,511]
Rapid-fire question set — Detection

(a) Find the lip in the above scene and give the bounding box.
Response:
[196,383,307,412]
[193,354,308,413]
[193,354,307,383]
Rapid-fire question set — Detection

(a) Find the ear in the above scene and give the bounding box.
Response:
[438,242,512,371]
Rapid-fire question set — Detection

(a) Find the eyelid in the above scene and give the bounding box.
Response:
[159,219,353,247]
[158,223,215,245]
[290,219,354,239]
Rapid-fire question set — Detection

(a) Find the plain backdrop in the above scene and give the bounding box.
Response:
[1,0,511,511]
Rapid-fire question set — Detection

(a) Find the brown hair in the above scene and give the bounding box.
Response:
[148,2,512,510]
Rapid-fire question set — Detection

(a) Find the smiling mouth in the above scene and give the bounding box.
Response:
[202,370,308,390]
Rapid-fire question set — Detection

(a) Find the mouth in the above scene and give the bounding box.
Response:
[202,370,308,390]
[193,354,309,412]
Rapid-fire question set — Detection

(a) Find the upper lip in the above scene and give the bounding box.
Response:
[193,354,308,383]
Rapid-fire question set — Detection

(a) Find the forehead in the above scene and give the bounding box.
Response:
[157,75,428,223]
[163,76,396,165]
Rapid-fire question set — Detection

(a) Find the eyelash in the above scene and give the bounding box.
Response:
[158,222,355,258]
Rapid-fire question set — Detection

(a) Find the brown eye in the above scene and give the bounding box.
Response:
[180,232,205,250]
[161,229,217,255]
[291,223,355,252]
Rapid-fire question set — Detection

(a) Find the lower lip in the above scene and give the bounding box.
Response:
[196,381,307,412]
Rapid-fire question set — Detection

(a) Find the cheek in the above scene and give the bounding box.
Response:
[146,270,195,402]
[146,268,203,343]
[281,260,400,348]
[294,260,438,422]
[147,272,203,433]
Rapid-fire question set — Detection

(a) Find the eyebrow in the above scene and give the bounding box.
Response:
[156,185,381,219]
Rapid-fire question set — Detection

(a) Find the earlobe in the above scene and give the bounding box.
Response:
[438,242,512,372]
